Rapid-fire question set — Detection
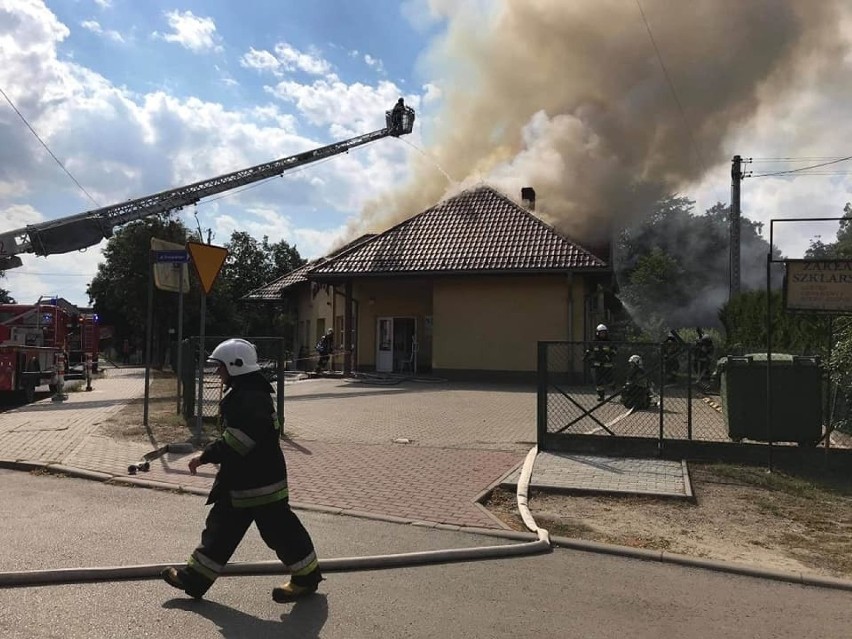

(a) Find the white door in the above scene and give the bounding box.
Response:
[376,317,393,372]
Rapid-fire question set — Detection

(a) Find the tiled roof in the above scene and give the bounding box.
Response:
[242,261,315,301]
[310,186,607,278]
[242,234,377,301]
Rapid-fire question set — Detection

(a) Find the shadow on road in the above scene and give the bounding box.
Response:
[163,594,328,638]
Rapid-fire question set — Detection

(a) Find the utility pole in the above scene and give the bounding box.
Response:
[730,154,743,300]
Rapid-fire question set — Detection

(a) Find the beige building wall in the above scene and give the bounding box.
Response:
[353,279,432,369]
[294,284,335,367]
[432,275,575,372]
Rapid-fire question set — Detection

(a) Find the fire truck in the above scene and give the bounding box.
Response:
[0,102,415,402]
[0,298,100,401]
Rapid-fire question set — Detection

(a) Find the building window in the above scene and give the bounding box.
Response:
[316,317,326,343]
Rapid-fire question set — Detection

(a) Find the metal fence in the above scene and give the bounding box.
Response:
[537,340,851,466]
[177,336,289,426]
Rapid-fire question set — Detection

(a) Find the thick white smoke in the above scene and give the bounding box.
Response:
[355,0,848,247]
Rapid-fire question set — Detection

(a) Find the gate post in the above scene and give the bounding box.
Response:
[84,352,93,392]
[536,342,548,450]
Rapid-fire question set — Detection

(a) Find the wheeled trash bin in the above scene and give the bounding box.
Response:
[719,353,823,446]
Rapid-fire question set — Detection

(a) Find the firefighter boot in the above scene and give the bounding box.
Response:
[272,569,323,603]
[161,567,206,600]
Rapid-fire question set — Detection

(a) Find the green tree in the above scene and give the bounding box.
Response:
[718,290,830,354]
[0,272,13,303]
[805,203,852,259]
[216,232,306,338]
[87,216,192,366]
[88,219,306,365]
[616,196,778,334]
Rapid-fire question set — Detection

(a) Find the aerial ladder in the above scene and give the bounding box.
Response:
[0,103,415,270]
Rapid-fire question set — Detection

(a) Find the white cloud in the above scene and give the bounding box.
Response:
[266,76,412,135]
[364,54,385,75]
[0,1,428,306]
[273,42,332,76]
[80,19,124,43]
[689,49,852,261]
[93,0,112,8]
[240,43,333,78]
[240,48,280,73]
[154,10,222,53]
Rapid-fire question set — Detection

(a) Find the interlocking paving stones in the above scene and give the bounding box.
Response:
[501,451,692,499]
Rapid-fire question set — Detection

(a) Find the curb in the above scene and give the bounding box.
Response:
[547,535,852,592]
[3,459,852,592]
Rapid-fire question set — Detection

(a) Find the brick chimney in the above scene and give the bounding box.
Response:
[521,187,536,211]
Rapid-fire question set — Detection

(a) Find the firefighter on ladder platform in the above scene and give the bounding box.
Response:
[585,323,617,402]
[162,338,323,602]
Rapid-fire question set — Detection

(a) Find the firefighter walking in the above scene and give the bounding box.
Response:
[585,324,617,402]
[162,338,323,602]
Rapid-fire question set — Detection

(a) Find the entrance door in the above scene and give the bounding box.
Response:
[376,317,393,372]
[392,318,416,373]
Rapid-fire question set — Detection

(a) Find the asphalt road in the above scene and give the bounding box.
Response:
[0,470,849,638]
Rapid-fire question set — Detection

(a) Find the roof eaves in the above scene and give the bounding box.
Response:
[308,265,610,281]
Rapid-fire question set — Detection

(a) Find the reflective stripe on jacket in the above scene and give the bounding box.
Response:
[199,371,289,508]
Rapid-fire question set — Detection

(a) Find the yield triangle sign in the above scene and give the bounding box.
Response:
[186,241,228,295]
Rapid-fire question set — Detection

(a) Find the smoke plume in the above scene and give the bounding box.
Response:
[354,0,848,246]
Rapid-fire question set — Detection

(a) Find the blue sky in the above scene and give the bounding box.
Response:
[0,0,446,306]
[2,0,852,309]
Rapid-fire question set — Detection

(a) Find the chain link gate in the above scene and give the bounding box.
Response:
[178,336,289,430]
[537,341,731,452]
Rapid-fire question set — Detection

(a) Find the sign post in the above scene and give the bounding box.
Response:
[186,241,228,445]
[144,246,191,427]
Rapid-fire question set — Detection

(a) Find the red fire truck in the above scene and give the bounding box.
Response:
[0,299,100,402]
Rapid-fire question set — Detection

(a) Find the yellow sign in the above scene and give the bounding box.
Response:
[784,259,852,312]
[186,242,228,295]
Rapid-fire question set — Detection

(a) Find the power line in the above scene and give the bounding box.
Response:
[750,157,852,162]
[634,0,709,180]
[749,155,852,178]
[15,272,96,277]
[0,86,101,208]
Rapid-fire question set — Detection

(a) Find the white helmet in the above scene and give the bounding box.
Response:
[207,338,261,377]
[596,324,608,333]
[628,354,643,367]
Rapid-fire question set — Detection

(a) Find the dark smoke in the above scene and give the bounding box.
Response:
[353,0,847,247]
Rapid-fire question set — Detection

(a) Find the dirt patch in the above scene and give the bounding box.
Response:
[97,371,220,448]
[484,463,852,579]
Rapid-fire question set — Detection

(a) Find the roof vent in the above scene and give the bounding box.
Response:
[521,187,536,211]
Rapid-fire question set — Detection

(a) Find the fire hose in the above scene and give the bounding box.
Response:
[0,449,550,588]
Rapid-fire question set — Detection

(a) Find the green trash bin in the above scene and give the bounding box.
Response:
[719,353,823,446]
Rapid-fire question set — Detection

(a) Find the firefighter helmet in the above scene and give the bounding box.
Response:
[628,354,643,367]
[207,338,261,377]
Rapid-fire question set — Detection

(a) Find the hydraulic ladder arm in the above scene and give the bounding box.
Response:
[0,104,415,269]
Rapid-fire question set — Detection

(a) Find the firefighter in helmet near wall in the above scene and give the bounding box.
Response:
[585,323,617,402]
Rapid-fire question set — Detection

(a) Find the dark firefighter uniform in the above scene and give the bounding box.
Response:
[694,334,715,381]
[662,335,681,383]
[171,370,320,599]
[622,355,652,410]
[586,325,617,402]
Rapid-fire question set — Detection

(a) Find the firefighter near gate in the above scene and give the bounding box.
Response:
[585,324,617,402]
[162,338,323,602]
